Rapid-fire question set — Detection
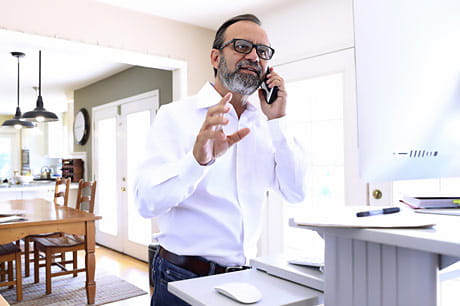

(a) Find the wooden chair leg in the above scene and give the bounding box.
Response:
[7,261,13,289]
[45,249,52,295]
[15,252,22,302]
[24,238,31,277]
[73,251,78,277]
[61,252,66,267]
[0,262,4,282]
[34,243,40,284]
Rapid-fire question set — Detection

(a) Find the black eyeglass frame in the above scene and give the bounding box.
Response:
[219,38,275,60]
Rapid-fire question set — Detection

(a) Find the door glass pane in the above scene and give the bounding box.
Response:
[126,110,152,245]
[97,117,118,235]
[283,73,345,257]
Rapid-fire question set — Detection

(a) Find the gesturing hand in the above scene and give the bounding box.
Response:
[193,93,250,165]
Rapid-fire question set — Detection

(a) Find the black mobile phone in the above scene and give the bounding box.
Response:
[260,67,279,104]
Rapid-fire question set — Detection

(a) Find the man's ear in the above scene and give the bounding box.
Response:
[210,49,220,71]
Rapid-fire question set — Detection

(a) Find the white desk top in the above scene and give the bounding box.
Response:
[168,269,323,306]
[290,212,460,258]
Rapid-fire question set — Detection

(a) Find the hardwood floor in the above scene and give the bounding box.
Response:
[78,244,151,305]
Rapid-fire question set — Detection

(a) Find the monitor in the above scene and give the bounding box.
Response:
[354,0,460,181]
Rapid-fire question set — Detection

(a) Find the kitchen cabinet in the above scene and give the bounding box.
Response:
[0,190,22,201]
[0,182,78,204]
[47,119,67,158]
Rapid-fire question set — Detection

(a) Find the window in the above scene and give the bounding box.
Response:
[283,72,344,257]
[258,48,364,258]
[0,130,20,180]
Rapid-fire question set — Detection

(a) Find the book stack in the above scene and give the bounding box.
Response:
[400,196,460,209]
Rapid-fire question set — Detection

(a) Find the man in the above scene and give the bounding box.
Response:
[135,14,307,306]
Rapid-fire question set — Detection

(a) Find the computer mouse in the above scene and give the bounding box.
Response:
[214,281,262,304]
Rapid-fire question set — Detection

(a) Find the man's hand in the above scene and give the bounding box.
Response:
[258,67,287,120]
[193,93,250,165]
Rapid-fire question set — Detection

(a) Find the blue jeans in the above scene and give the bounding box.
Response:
[151,250,198,306]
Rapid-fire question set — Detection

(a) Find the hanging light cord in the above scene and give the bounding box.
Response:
[16,53,20,108]
[38,50,41,97]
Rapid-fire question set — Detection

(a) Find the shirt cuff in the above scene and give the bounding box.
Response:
[178,151,211,182]
[267,116,290,144]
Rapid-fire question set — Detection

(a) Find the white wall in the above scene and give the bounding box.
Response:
[263,0,354,66]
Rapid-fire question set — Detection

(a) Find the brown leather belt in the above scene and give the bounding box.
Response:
[158,246,250,276]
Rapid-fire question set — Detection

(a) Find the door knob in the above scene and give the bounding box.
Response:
[372,189,383,200]
[121,187,126,192]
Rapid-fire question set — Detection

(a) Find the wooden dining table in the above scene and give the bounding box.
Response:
[0,198,102,304]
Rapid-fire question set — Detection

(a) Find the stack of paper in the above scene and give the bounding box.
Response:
[0,215,26,223]
[0,210,27,223]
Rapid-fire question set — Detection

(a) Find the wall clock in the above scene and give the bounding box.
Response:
[74,108,90,145]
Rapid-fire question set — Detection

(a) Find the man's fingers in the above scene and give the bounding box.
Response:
[201,115,229,131]
[227,128,250,146]
[201,92,232,132]
[198,128,227,141]
[221,92,232,105]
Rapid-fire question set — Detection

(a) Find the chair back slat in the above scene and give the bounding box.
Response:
[75,179,97,213]
[54,177,71,206]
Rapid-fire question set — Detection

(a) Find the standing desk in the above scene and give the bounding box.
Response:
[168,268,323,306]
[290,213,460,306]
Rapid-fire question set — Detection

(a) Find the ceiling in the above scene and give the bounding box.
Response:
[0,32,130,115]
[95,0,300,30]
[0,0,299,116]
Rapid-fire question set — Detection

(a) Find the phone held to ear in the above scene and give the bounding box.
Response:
[260,67,279,104]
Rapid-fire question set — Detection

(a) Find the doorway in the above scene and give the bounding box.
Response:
[93,90,159,261]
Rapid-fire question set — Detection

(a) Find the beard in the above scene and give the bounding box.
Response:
[217,55,263,96]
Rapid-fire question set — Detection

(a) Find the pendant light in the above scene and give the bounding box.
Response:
[1,52,35,129]
[21,50,58,122]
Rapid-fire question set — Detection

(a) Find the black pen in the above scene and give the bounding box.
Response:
[356,207,400,217]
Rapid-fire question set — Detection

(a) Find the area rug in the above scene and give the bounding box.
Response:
[0,269,148,305]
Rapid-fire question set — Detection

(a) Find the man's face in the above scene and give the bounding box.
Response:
[217,53,262,96]
[215,21,270,96]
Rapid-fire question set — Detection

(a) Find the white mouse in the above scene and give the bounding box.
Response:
[214,281,262,304]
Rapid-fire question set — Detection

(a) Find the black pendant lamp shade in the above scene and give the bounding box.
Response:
[21,50,58,122]
[1,52,35,129]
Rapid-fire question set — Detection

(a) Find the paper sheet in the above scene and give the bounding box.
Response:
[0,210,26,216]
[0,215,27,223]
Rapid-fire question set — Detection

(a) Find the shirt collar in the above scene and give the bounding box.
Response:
[196,82,259,113]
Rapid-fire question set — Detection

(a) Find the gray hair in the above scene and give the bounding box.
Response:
[212,14,262,76]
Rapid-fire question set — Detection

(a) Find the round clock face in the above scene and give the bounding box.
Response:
[74,108,90,145]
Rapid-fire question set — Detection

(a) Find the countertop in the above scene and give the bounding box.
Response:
[0,181,79,192]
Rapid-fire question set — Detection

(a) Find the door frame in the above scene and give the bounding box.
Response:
[92,90,159,260]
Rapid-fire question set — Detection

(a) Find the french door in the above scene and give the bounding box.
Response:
[93,90,159,261]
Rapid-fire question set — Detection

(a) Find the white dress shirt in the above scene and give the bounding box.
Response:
[134,82,307,266]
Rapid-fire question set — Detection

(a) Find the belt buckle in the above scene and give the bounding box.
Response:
[225,266,243,273]
[225,265,250,273]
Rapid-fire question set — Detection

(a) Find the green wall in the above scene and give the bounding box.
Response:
[74,66,173,178]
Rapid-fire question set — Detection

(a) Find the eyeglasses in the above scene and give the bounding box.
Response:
[220,39,275,60]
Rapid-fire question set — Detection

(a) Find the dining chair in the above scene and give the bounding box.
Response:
[0,243,22,301]
[23,177,71,277]
[33,179,97,294]
[53,176,71,206]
